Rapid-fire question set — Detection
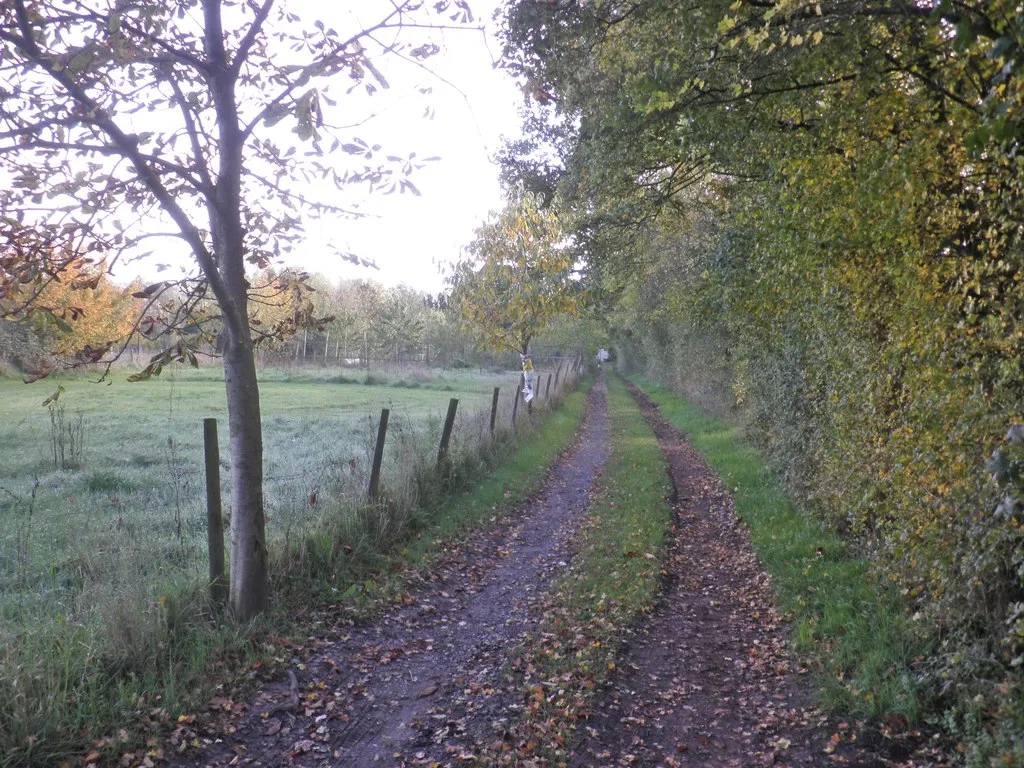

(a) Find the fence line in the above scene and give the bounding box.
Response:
[0,359,587,614]
[198,359,585,558]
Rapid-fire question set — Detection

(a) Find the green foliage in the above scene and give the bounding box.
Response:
[448,187,582,355]
[532,310,609,362]
[0,320,48,373]
[500,0,1024,757]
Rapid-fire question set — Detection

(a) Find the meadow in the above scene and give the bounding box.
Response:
[0,364,523,637]
[0,359,583,765]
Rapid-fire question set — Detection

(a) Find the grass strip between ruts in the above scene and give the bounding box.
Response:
[487,374,672,765]
[626,374,931,725]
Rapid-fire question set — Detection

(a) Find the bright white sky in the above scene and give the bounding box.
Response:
[109,0,524,296]
[296,1,523,294]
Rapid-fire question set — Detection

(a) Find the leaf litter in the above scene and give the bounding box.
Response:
[164,380,610,767]
[155,377,952,768]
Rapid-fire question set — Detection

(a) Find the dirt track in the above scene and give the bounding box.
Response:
[175,380,609,767]
[569,382,947,768]
[170,377,948,768]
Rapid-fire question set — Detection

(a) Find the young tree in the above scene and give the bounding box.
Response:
[448,187,581,361]
[375,284,425,364]
[0,0,475,619]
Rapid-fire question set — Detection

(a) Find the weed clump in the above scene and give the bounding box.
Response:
[83,470,135,494]
[48,401,85,470]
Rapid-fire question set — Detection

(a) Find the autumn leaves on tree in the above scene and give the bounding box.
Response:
[448,187,582,360]
[496,0,1024,757]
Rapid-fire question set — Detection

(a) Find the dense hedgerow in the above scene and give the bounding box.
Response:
[499,0,1024,760]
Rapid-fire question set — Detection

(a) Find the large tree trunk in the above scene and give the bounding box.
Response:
[204,4,269,619]
[217,237,269,619]
[223,337,268,618]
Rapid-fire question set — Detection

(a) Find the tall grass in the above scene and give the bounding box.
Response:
[0,363,584,766]
[627,374,932,723]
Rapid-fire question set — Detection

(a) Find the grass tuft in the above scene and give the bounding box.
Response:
[83,470,136,493]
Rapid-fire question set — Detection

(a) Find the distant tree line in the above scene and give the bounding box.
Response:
[0,261,588,375]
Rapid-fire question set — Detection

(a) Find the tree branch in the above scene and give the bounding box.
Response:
[232,0,276,77]
[243,168,366,217]
[164,70,217,192]
[8,0,233,334]
[241,6,405,142]
[117,19,210,74]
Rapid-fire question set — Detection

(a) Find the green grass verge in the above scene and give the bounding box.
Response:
[0,379,589,768]
[284,383,593,608]
[627,374,931,723]
[488,375,672,765]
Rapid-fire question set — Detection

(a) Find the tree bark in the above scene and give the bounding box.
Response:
[223,337,268,619]
[204,0,268,619]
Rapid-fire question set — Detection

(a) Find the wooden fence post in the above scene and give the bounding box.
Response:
[545,371,552,400]
[489,387,500,434]
[368,408,390,500]
[511,381,522,429]
[203,418,227,606]
[553,363,562,394]
[437,398,460,466]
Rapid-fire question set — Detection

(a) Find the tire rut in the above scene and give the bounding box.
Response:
[568,380,946,768]
[177,379,610,768]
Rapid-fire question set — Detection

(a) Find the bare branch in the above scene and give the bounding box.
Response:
[232,0,276,76]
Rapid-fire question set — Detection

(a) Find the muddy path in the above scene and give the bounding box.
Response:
[568,381,947,768]
[174,379,610,768]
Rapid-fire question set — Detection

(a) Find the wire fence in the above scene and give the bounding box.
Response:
[0,357,585,626]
